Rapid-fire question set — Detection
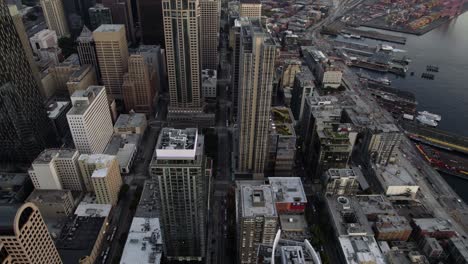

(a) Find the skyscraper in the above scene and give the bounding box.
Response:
[93,24,129,98]
[149,128,210,260]
[137,0,164,46]
[28,148,84,191]
[77,26,101,80]
[88,4,113,30]
[101,0,135,43]
[0,203,63,264]
[122,45,161,114]
[239,0,261,18]
[78,154,122,205]
[200,0,220,70]
[67,86,113,154]
[40,0,69,37]
[163,0,202,111]
[236,181,278,264]
[237,19,276,178]
[1,1,55,164]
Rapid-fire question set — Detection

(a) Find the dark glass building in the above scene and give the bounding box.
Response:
[137,0,164,46]
[0,1,55,164]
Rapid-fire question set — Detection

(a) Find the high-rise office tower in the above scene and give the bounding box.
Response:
[67,86,113,154]
[200,0,220,70]
[0,203,63,264]
[88,4,113,30]
[78,154,122,205]
[1,1,55,164]
[77,26,101,80]
[231,21,241,121]
[93,24,129,98]
[239,0,261,18]
[40,0,69,37]
[28,148,84,191]
[237,19,276,178]
[101,0,135,43]
[236,181,278,264]
[8,5,46,97]
[163,0,202,111]
[149,128,210,261]
[122,45,161,114]
[137,0,164,46]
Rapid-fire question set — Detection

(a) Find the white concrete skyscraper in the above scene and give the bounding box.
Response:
[67,85,113,154]
[237,19,277,178]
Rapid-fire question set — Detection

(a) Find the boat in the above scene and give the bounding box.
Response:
[421,73,434,80]
[350,34,361,39]
[376,77,391,85]
[379,44,393,52]
[426,65,439,72]
[343,34,351,38]
[416,115,438,127]
[418,111,441,121]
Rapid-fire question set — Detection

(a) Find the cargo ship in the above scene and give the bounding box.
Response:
[416,110,441,127]
[415,143,468,180]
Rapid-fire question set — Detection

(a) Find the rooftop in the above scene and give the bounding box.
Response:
[47,101,70,119]
[270,107,295,136]
[257,239,321,264]
[375,215,412,233]
[120,217,163,264]
[412,218,455,232]
[338,236,386,264]
[92,168,109,178]
[326,195,373,236]
[356,195,396,218]
[135,180,159,218]
[377,164,417,187]
[155,128,198,160]
[114,113,147,129]
[26,189,72,204]
[239,182,277,218]
[58,54,80,67]
[268,177,307,204]
[68,64,94,82]
[240,0,261,4]
[104,134,140,170]
[326,167,361,179]
[279,214,308,232]
[94,24,124,33]
[32,148,77,164]
[68,86,105,116]
[74,203,112,218]
[56,216,105,264]
[78,154,116,168]
[449,238,468,261]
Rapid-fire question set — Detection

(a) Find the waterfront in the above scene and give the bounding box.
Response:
[335,12,468,200]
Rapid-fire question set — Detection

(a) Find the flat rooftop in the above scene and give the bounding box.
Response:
[114,113,147,129]
[155,128,198,160]
[270,107,295,136]
[47,101,70,119]
[412,218,454,232]
[0,173,28,188]
[338,236,386,264]
[268,177,307,204]
[104,134,140,169]
[74,203,111,218]
[377,164,417,187]
[375,215,411,233]
[78,154,116,168]
[326,195,373,236]
[279,214,308,232]
[58,54,80,67]
[356,195,396,218]
[94,24,124,33]
[27,189,72,204]
[135,180,159,218]
[56,216,105,264]
[120,217,163,264]
[68,86,105,116]
[326,167,361,179]
[239,182,276,218]
[32,148,77,164]
[68,64,93,81]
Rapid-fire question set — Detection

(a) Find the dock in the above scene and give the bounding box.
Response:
[342,28,407,44]
[415,143,468,180]
[402,121,468,155]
